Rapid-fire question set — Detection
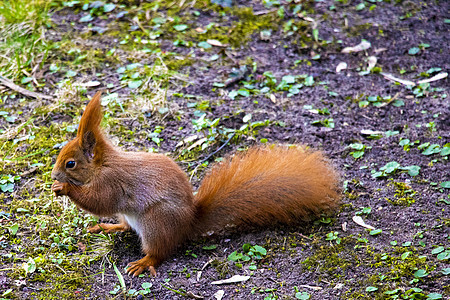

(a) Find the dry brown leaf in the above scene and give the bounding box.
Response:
[211,275,250,285]
[206,39,227,47]
[381,72,416,86]
[187,137,207,151]
[352,216,375,230]
[269,93,276,103]
[366,56,377,71]
[299,284,323,290]
[417,72,448,84]
[361,129,383,136]
[176,135,199,148]
[341,40,371,53]
[336,62,348,73]
[214,290,225,300]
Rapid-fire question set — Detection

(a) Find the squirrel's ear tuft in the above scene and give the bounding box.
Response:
[77,91,103,140]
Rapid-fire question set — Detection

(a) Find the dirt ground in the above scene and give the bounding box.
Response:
[0,0,449,299]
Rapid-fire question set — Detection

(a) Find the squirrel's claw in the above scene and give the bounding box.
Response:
[127,255,158,277]
[87,224,103,234]
[51,181,68,196]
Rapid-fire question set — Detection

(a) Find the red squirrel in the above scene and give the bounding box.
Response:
[51,91,341,276]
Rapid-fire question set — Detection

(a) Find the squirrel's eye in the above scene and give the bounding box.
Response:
[66,161,76,169]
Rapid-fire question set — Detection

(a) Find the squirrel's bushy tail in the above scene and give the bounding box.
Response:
[194,145,341,233]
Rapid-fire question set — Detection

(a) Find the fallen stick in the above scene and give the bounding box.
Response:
[0,75,53,100]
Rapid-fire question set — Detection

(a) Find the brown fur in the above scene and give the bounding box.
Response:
[51,93,341,276]
[194,146,340,232]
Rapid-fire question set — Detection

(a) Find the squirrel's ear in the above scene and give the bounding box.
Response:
[77,91,103,160]
[77,91,103,140]
[81,131,96,160]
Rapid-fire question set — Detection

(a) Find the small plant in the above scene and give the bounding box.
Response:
[311,118,335,128]
[417,142,449,156]
[356,206,372,215]
[294,286,310,299]
[372,162,420,178]
[432,246,450,261]
[348,143,371,159]
[0,174,20,193]
[399,139,419,152]
[227,243,267,270]
[325,231,341,244]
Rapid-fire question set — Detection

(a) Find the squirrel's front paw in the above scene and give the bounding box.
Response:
[51,181,68,196]
[127,255,158,277]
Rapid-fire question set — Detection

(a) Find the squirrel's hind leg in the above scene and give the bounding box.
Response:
[126,254,159,277]
[88,215,131,233]
[88,221,130,234]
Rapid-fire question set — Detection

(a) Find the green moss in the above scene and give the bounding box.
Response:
[178,6,279,48]
[346,23,374,37]
[302,236,358,279]
[165,57,194,70]
[385,181,417,207]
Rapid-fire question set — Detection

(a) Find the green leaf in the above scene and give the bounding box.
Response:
[408,47,420,55]
[385,130,399,137]
[202,245,218,250]
[384,289,400,295]
[422,144,441,155]
[0,183,15,192]
[312,28,319,41]
[80,14,94,22]
[359,100,369,108]
[372,171,384,178]
[227,251,242,262]
[173,24,188,31]
[399,139,410,146]
[253,245,267,256]
[103,3,116,12]
[228,90,238,100]
[352,151,364,159]
[413,269,428,278]
[441,144,450,156]
[369,229,382,235]
[23,257,36,275]
[355,2,365,10]
[437,251,450,260]
[8,223,19,235]
[141,282,152,290]
[304,76,314,86]
[392,99,405,107]
[241,255,251,262]
[366,286,378,292]
[426,293,442,300]
[441,268,450,275]
[21,77,33,84]
[440,181,450,188]
[401,252,410,260]
[349,143,365,150]
[198,41,212,49]
[295,291,311,300]
[66,70,77,77]
[403,165,420,177]
[113,262,126,294]
[238,89,250,97]
[431,246,444,254]
[383,161,400,174]
[128,80,142,89]
[282,75,296,84]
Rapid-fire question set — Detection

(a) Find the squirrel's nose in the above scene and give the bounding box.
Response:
[51,171,57,181]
